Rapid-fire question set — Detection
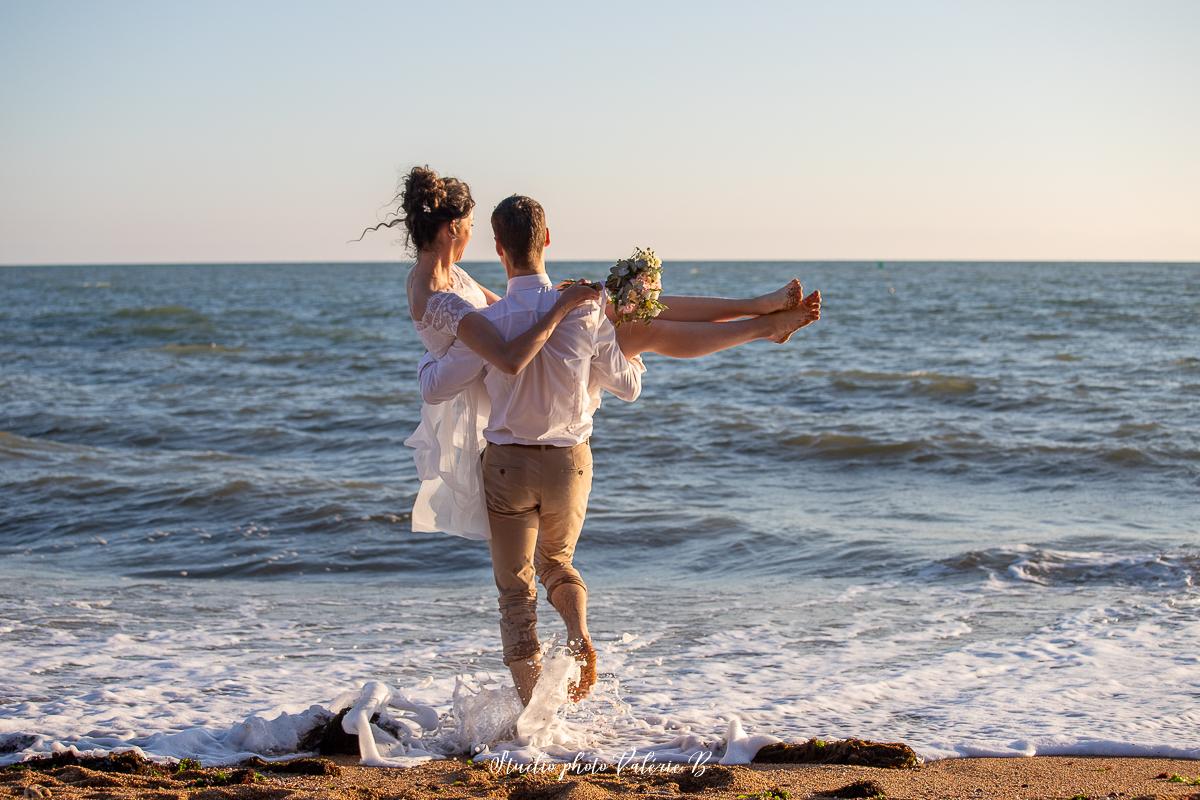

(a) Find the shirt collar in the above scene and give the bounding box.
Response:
[506,272,553,292]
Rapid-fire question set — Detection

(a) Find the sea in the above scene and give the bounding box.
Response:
[1,260,1198,766]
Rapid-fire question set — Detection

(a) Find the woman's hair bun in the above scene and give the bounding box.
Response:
[403,165,448,216]
[353,164,474,252]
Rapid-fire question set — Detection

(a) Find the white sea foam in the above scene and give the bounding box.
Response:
[332,681,440,767]
[1,552,1198,767]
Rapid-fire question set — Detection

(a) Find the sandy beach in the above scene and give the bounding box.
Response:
[5,751,1200,800]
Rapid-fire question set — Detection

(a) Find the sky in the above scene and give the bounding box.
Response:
[1,0,1197,265]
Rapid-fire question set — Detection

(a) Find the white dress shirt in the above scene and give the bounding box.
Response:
[418,272,645,446]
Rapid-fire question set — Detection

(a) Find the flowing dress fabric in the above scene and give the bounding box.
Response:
[404,266,492,540]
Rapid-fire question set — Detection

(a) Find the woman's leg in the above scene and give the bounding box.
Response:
[617,278,803,323]
[617,292,820,359]
[659,278,802,322]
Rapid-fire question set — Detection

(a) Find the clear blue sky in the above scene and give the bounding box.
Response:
[1,0,1197,264]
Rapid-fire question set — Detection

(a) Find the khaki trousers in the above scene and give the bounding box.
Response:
[481,441,592,665]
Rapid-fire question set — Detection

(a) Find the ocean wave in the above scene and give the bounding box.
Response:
[0,430,89,460]
[1112,421,1162,437]
[778,432,927,460]
[158,343,246,356]
[113,305,211,323]
[805,368,986,398]
[1100,446,1156,466]
[765,426,1195,478]
[929,545,1198,589]
[285,323,390,344]
[710,537,913,579]
[86,305,219,340]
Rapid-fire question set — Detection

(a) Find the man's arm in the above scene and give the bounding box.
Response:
[589,312,644,402]
[418,338,487,404]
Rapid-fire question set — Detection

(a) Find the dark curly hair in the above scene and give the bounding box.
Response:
[355,165,475,252]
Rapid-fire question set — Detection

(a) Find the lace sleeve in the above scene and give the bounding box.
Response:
[423,291,478,337]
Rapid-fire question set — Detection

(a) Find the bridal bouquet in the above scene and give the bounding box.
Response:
[605,247,667,326]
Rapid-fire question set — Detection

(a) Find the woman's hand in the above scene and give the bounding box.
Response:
[558,280,603,310]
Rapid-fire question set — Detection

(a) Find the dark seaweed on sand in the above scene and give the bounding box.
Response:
[753,738,919,769]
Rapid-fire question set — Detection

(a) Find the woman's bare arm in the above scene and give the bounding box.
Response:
[455,283,601,375]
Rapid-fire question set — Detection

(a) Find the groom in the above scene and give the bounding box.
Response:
[418,194,644,705]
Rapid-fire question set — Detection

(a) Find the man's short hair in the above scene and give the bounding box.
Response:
[491,195,546,267]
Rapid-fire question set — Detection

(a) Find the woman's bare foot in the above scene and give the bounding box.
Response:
[567,638,597,703]
[752,278,804,316]
[768,290,821,343]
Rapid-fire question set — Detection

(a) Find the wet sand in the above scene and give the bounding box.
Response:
[5,753,1200,800]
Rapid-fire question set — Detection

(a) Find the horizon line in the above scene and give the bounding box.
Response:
[3,258,1199,269]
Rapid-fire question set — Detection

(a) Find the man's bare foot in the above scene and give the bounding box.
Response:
[769,290,821,343]
[567,638,597,703]
[753,278,803,315]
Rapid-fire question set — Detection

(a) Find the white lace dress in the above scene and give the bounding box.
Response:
[404,265,492,540]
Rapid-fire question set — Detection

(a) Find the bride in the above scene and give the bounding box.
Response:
[363,165,820,540]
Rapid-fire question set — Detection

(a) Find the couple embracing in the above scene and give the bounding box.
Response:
[375,166,821,709]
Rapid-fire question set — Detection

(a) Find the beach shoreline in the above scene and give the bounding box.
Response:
[5,752,1200,800]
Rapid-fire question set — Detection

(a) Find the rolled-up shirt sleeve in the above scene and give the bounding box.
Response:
[418,339,486,404]
[589,314,644,402]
